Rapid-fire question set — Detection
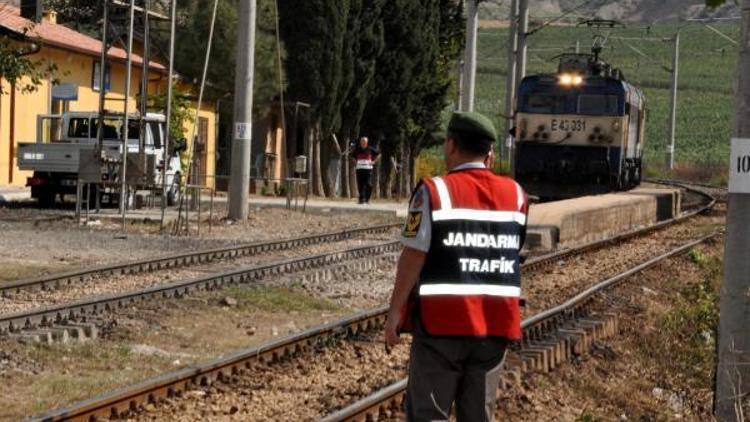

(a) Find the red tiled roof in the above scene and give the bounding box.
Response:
[0,5,167,72]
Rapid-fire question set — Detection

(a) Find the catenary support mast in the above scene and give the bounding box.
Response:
[503,0,519,170]
[460,0,479,112]
[716,0,750,419]
[228,0,257,220]
[666,32,680,170]
[509,0,528,175]
[120,0,135,232]
[159,0,177,231]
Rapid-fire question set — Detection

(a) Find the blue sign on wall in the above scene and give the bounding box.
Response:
[52,83,79,101]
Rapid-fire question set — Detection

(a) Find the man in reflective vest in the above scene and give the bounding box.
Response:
[385,111,527,421]
[350,136,380,204]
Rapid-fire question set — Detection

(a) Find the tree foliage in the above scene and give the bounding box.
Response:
[277,0,464,196]
[173,0,280,115]
[0,3,59,96]
[147,84,194,142]
[339,0,387,143]
[278,0,351,140]
[0,37,58,95]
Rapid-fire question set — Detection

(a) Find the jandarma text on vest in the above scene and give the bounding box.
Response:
[443,232,520,249]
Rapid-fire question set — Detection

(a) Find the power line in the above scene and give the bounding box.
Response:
[526,0,610,36]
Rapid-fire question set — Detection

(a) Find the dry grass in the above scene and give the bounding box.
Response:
[497,241,724,420]
[645,161,729,187]
[0,286,347,420]
[0,260,67,283]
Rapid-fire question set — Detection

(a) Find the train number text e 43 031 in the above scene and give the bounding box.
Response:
[550,119,587,132]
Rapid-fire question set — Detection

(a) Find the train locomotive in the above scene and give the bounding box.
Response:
[513,48,646,199]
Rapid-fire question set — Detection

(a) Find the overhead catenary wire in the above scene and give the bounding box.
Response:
[526,0,610,36]
[174,0,220,235]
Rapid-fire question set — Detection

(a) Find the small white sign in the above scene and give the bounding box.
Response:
[729,138,750,194]
[22,153,45,160]
[234,122,252,141]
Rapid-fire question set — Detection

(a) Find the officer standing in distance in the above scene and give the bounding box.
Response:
[385,112,528,421]
[351,136,380,204]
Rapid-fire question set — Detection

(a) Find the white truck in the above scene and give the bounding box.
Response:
[17,112,182,207]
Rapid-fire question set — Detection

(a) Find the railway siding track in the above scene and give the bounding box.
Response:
[1,241,401,334]
[0,223,400,297]
[30,182,717,422]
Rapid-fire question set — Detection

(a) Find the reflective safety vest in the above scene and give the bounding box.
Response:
[353,148,376,170]
[417,168,527,339]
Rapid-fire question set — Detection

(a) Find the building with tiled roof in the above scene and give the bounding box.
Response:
[0,3,217,188]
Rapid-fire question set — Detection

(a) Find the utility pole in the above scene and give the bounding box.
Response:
[120,0,135,233]
[503,0,518,167]
[457,59,464,108]
[716,0,750,419]
[159,0,176,231]
[96,1,108,152]
[666,32,680,170]
[509,0,528,175]
[228,0,257,221]
[514,0,529,95]
[460,0,479,112]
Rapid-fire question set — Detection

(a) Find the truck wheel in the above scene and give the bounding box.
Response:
[37,189,56,208]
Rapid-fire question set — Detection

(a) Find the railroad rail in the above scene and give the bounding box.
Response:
[31,181,717,422]
[0,241,401,334]
[0,223,401,297]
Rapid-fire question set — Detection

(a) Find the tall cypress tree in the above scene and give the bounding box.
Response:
[337,0,387,197]
[361,0,463,197]
[406,0,465,190]
[278,0,350,196]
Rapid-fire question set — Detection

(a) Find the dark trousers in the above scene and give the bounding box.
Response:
[406,331,509,422]
[356,169,373,203]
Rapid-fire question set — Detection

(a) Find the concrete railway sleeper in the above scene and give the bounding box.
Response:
[29,186,716,421]
[0,223,401,297]
[322,232,721,422]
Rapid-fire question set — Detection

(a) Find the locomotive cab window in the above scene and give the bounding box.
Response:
[577,94,620,115]
[525,94,566,114]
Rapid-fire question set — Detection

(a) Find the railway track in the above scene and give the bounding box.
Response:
[0,240,401,334]
[0,223,400,298]
[31,181,717,421]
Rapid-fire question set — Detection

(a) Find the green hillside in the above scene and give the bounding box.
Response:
[473,22,740,179]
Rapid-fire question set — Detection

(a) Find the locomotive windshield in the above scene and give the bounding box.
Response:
[519,91,624,116]
[577,94,619,115]
[525,94,566,113]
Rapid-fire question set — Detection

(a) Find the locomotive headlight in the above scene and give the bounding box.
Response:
[558,73,583,86]
[559,73,574,85]
[612,120,621,132]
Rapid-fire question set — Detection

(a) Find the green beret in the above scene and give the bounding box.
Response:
[447,111,497,142]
